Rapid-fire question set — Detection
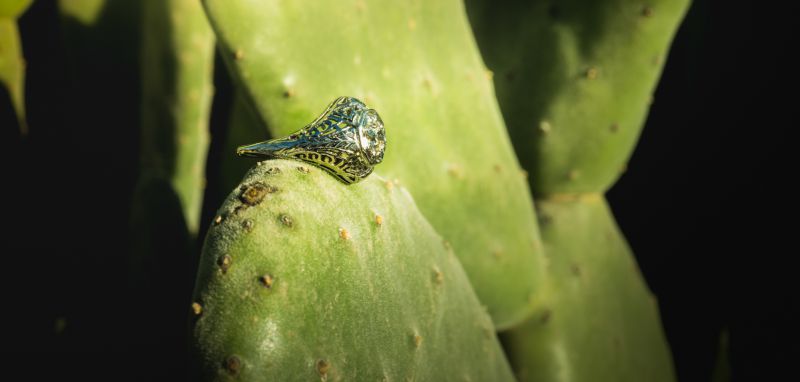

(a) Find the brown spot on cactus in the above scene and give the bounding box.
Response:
[642,6,654,17]
[585,66,599,80]
[234,49,244,60]
[239,182,274,206]
[493,164,502,173]
[571,263,582,277]
[296,166,310,174]
[537,212,552,227]
[422,77,433,90]
[259,274,274,288]
[484,69,494,80]
[242,219,254,232]
[447,164,463,179]
[491,250,503,259]
[214,215,223,225]
[279,213,294,228]
[339,227,351,240]
[521,169,528,179]
[375,214,383,226]
[224,355,242,375]
[191,302,203,316]
[412,333,423,348]
[539,309,552,324]
[283,88,295,98]
[316,359,330,377]
[266,167,281,175]
[652,54,662,66]
[218,255,232,273]
[568,169,580,181]
[610,123,619,133]
[432,267,444,284]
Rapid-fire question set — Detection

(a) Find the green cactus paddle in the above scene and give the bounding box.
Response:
[191,160,515,381]
[502,197,675,382]
[138,0,215,235]
[202,0,545,329]
[0,0,32,134]
[467,0,691,380]
[468,0,691,195]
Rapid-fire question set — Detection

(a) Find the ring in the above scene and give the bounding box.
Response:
[237,96,386,184]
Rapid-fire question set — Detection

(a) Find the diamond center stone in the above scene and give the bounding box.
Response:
[357,109,385,164]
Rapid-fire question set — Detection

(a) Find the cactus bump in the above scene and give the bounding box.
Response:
[191,160,515,381]
[202,0,546,329]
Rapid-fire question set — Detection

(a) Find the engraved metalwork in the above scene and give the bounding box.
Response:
[237,97,385,184]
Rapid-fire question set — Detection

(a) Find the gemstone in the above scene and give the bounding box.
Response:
[356,109,386,164]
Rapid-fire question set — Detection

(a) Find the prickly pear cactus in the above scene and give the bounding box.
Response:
[129,0,215,363]
[191,160,515,381]
[468,0,691,194]
[202,0,545,329]
[502,197,675,382]
[466,0,691,381]
[0,0,32,134]
[138,0,215,235]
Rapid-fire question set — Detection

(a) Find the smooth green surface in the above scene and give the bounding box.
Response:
[58,0,105,25]
[502,197,674,382]
[0,0,31,134]
[203,0,545,329]
[468,0,691,195]
[139,0,215,234]
[0,0,32,18]
[219,92,267,197]
[0,18,26,133]
[192,160,515,381]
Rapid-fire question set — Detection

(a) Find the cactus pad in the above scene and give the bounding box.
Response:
[202,0,545,328]
[468,0,691,195]
[191,159,515,381]
[502,197,674,382]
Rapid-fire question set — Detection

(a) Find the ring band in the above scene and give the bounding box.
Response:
[237,96,386,184]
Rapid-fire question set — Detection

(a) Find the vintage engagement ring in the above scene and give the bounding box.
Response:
[237,96,386,184]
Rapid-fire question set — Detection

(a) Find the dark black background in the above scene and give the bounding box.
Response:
[0,1,794,380]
